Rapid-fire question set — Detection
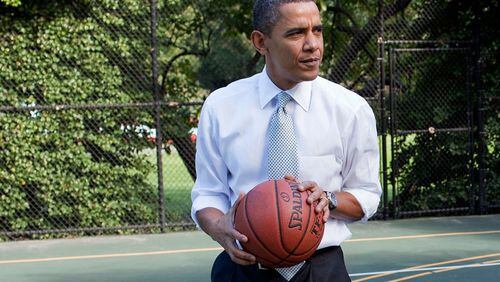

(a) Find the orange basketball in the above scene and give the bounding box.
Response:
[234,179,325,268]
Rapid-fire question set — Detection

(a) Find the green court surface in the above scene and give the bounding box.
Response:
[1,215,499,282]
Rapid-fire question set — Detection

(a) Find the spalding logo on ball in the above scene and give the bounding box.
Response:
[234,179,325,268]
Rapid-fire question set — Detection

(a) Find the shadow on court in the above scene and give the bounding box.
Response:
[1,215,499,282]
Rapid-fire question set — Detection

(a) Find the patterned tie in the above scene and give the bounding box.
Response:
[267,91,304,281]
[268,92,299,179]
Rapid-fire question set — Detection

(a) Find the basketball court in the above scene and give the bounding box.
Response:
[1,214,499,281]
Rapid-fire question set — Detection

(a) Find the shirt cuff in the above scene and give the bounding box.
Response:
[344,188,381,222]
[191,194,231,227]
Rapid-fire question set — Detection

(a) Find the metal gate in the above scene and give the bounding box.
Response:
[385,41,474,218]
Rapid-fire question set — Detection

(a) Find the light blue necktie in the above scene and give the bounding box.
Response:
[268,92,300,179]
[267,91,304,280]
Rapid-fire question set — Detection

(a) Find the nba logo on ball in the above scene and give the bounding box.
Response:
[234,179,325,268]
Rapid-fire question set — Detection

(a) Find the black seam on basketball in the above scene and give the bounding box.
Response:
[281,190,316,263]
[275,180,299,267]
[275,180,287,253]
[290,191,316,256]
[291,192,315,256]
[243,185,284,262]
[243,205,283,262]
[275,181,307,266]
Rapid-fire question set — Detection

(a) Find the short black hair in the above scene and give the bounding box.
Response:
[253,0,314,35]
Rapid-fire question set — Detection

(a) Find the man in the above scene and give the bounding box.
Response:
[191,0,381,281]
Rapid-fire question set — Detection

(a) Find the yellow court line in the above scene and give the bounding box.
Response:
[346,230,500,242]
[0,247,224,265]
[432,263,482,274]
[432,259,500,274]
[1,229,499,266]
[389,271,433,282]
[350,230,500,281]
[483,258,500,264]
[353,253,500,282]
[387,258,500,279]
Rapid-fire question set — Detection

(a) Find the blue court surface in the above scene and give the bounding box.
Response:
[1,214,499,281]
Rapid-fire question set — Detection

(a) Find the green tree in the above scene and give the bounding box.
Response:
[0,0,156,237]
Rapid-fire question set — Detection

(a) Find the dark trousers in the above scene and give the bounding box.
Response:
[211,246,351,282]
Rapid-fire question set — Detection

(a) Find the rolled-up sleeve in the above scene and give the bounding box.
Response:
[190,98,231,227]
[341,103,382,222]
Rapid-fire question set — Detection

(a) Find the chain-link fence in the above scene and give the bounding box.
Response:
[480,95,500,213]
[0,0,203,239]
[1,0,497,239]
[386,43,473,217]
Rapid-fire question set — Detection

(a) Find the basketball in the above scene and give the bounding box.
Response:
[234,179,325,268]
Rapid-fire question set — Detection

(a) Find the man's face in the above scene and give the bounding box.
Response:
[263,1,323,90]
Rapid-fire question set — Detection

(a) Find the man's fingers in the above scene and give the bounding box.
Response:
[227,249,255,265]
[228,244,256,265]
[322,206,330,222]
[307,188,325,204]
[299,181,318,192]
[230,228,248,243]
[293,179,330,220]
[315,194,329,212]
[233,248,256,262]
[230,255,256,266]
[284,174,297,182]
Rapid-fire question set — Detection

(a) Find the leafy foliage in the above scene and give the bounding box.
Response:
[0,0,498,238]
[477,0,500,209]
[0,0,157,236]
[386,0,500,214]
[0,0,21,7]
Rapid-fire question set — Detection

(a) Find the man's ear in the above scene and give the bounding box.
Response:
[251,30,267,56]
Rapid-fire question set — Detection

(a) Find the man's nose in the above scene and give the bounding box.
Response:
[303,32,322,52]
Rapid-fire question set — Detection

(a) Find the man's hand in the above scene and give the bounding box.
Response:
[284,175,330,222]
[196,194,256,265]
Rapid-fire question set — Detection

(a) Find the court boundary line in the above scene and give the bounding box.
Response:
[386,257,500,281]
[0,229,499,265]
[388,261,500,281]
[0,247,224,265]
[346,229,500,242]
[350,261,500,277]
[351,252,500,281]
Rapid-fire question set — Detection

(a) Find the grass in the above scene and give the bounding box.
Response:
[379,133,417,205]
[145,147,194,223]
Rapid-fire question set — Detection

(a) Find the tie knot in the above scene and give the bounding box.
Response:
[277,92,293,109]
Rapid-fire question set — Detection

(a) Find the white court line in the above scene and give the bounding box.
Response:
[349,262,500,277]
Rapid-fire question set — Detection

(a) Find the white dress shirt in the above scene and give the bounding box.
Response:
[191,68,382,249]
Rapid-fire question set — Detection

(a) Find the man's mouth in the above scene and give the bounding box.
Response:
[300,58,319,63]
[299,58,320,67]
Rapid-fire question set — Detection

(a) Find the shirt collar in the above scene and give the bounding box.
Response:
[258,66,312,112]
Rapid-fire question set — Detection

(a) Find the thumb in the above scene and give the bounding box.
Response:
[284,174,298,182]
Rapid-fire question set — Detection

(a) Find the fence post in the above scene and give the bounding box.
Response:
[388,47,399,219]
[467,53,475,215]
[378,0,388,220]
[473,0,486,215]
[150,0,166,231]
